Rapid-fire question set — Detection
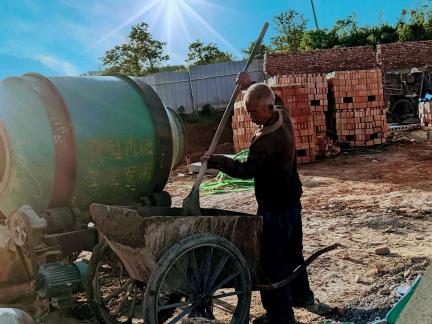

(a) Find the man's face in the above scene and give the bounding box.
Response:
[245,100,273,125]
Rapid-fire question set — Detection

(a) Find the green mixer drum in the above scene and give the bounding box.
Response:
[0,74,185,216]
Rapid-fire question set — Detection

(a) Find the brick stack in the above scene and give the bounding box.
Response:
[272,83,317,164]
[265,46,377,75]
[418,101,432,128]
[328,69,389,146]
[269,74,331,162]
[380,40,432,71]
[232,93,256,152]
[264,40,432,76]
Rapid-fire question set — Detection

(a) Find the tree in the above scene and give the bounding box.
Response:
[396,6,432,42]
[186,40,233,65]
[156,64,188,72]
[242,41,269,59]
[331,13,367,47]
[366,24,398,45]
[100,22,169,75]
[271,10,307,52]
[300,28,338,50]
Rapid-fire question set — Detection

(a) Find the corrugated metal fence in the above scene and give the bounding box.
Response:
[142,59,264,114]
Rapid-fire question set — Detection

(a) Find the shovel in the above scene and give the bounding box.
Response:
[182,22,269,216]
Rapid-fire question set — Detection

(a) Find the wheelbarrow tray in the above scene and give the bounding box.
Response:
[90,203,262,283]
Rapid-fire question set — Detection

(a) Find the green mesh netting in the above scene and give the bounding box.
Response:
[200,149,254,194]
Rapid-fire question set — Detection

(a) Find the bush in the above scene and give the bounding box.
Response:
[177,105,186,115]
[200,104,215,117]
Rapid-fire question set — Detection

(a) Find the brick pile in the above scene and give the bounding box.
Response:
[273,84,317,164]
[264,40,432,76]
[268,74,332,162]
[328,69,389,146]
[232,94,256,152]
[232,73,334,164]
[265,46,377,75]
[418,101,432,128]
[380,41,432,71]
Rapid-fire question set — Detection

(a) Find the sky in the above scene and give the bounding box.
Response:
[0,0,424,79]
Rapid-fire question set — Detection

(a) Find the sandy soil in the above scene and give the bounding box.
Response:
[166,142,432,323]
[5,141,432,324]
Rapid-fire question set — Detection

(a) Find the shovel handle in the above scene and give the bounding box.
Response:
[190,22,269,192]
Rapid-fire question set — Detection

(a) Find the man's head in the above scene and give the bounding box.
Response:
[243,83,275,125]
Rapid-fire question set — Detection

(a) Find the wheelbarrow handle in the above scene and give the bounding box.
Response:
[255,243,339,291]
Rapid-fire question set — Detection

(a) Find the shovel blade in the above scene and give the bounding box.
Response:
[182,187,201,216]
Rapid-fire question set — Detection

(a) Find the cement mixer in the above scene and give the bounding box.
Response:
[0,73,186,304]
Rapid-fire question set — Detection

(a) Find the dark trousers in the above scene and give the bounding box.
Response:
[258,202,314,322]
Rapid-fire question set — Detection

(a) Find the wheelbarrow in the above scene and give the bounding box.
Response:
[86,204,337,324]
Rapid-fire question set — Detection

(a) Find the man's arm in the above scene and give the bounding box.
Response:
[207,141,270,179]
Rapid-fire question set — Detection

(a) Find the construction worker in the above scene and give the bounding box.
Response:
[203,73,330,323]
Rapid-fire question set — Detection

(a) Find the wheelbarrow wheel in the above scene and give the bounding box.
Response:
[86,241,145,324]
[143,233,252,323]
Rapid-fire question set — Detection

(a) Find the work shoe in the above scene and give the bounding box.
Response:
[293,300,333,316]
[291,298,313,308]
[252,314,297,324]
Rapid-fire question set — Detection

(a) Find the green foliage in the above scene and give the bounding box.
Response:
[100,22,169,76]
[177,105,186,115]
[271,2,432,53]
[200,103,215,116]
[186,40,233,65]
[396,5,432,41]
[331,13,369,47]
[271,10,307,52]
[300,28,338,50]
[368,24,399,45]
[156,65,187,72]
[242,41,269,59]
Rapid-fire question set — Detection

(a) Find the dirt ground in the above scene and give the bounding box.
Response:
[166,141,432,323]
[4,141,432,324]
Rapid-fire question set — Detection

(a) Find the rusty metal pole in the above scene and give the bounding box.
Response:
[188,67,198,118]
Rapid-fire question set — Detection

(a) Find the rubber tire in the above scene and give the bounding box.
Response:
[86,241,122,324]
[143,233,252,324]
[390,98,417,123]
[86,241,180,324]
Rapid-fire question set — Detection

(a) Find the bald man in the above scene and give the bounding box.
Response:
[204,81,320,323]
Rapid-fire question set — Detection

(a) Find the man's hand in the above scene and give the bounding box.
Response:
[201,153,226,171]
[201,151,212,164]
[236,71,252,90]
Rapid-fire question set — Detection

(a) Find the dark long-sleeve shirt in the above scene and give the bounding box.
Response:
[208,108,302,212]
